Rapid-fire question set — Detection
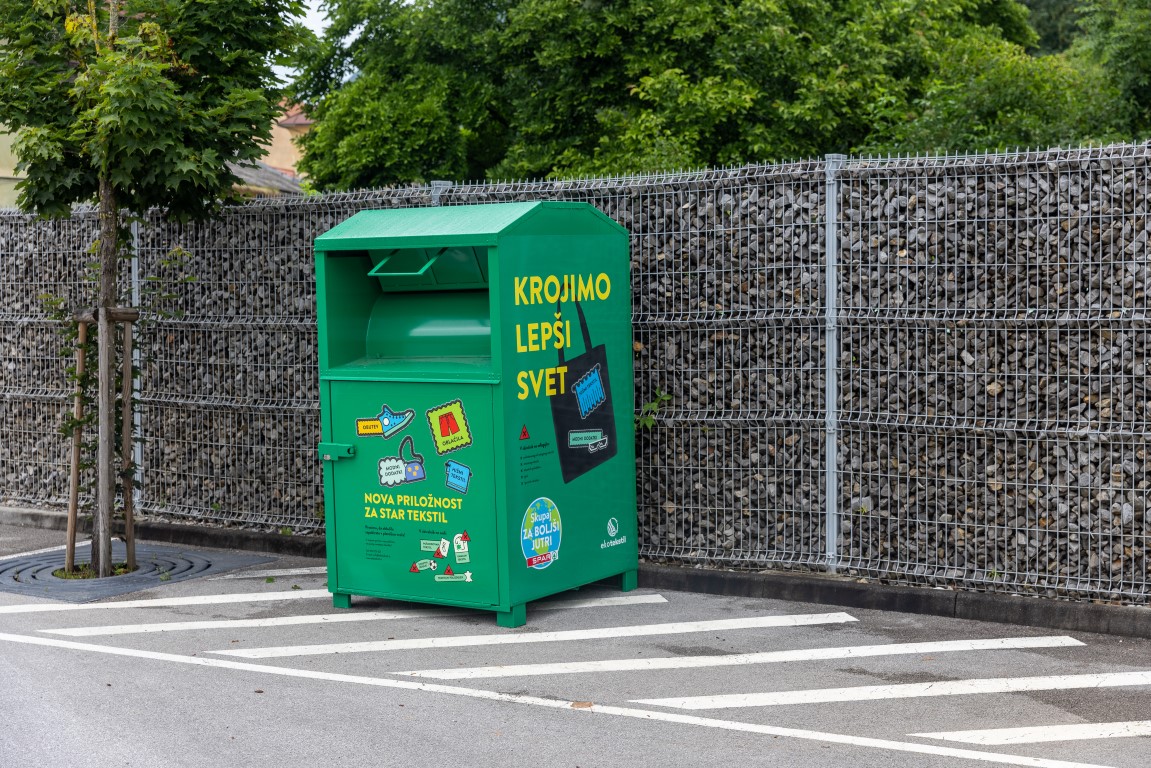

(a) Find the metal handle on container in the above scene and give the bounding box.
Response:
[368,252,440,277]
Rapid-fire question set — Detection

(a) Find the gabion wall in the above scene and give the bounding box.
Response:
[1,144,1148,604]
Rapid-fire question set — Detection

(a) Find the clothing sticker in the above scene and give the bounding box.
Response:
[572,364,607,418]
[358,403,415,438]
[427,400,474,455]
[453,531,471,564]
[444,460,472,494]
[521,497,562,570]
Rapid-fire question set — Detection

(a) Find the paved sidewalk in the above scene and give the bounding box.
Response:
[0,521,71,559]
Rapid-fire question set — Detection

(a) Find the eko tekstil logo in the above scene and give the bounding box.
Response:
[521,497,561,569]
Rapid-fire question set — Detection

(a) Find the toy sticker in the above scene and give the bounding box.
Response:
[377,436,426,487]
[521,497,561,570]
[444,460,472,494]
[427,399,473,455]
[358,403,415,438]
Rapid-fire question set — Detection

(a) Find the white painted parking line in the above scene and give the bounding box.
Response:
[551,594,668,610]
[913,721,1151,745]
[0,540,90,562]
[210,566,328,580]
[41,593,669,637]
[0,630,1111,768]
[0,589,330,614]
[399,635,1085,679]
[210,612,859,658]
[633,670,1151,709]
[43,607,456,635]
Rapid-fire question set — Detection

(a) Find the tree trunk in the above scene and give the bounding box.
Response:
[94,176,119,578]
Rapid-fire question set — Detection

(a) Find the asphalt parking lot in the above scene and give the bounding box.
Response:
[2,527,1150,768]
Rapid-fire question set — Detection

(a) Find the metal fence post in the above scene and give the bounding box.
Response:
[130,220,143,506]
[824,154,846,573]
[430,180,452,206]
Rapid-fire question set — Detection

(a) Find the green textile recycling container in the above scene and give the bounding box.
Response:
[315,202,638,627]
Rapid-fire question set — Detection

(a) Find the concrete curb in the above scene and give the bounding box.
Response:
[637,564,1151,640]
[4,506,1148,639]
[0,507,326,559]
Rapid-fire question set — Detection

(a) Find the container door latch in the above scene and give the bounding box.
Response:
[319,443,356,462]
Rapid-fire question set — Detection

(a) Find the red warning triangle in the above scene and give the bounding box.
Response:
[433,547,445,559]
[409,562,420,573]
[519,425,530,440]
[460,530,470,542]
[445,566,454,576]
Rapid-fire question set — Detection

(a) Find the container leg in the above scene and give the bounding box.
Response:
[496,604,526,628]
[333,593,352,609]
[620,569,638,592]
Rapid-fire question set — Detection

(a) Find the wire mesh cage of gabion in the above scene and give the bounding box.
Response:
[2,143,1149,603]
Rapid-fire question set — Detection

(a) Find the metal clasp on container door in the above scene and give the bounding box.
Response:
[318,443,356,462]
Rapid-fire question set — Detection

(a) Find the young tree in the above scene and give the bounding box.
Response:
[0,0,308,576]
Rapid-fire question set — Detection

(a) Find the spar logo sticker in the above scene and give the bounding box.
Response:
[521,497,561,569]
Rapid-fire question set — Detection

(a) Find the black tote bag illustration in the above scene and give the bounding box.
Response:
[551,300,617,483]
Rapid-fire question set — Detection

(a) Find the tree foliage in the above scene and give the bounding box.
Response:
[294,0,1141,187]
[1072,0,1151,135]
[864,30,1121,154]
[1020,0,1082,53]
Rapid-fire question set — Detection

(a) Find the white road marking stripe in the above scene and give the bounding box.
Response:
[210,613,859,658]
[0,589,330,614]
[210,566,328,580]
[634,670,1151,709]
[0,630,1113,768]
[913,721,1151,745]
[40,594,669,637]
[0,540,90,562]
[399,635,1085,679]
[552,594,668,609]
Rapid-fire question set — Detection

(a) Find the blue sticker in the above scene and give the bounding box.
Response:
[572,364,606,418]
[444,460,472,494]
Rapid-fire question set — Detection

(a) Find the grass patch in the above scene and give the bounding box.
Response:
[53,562,138,579]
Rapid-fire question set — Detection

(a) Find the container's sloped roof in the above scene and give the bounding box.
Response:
[315,201,624,249]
